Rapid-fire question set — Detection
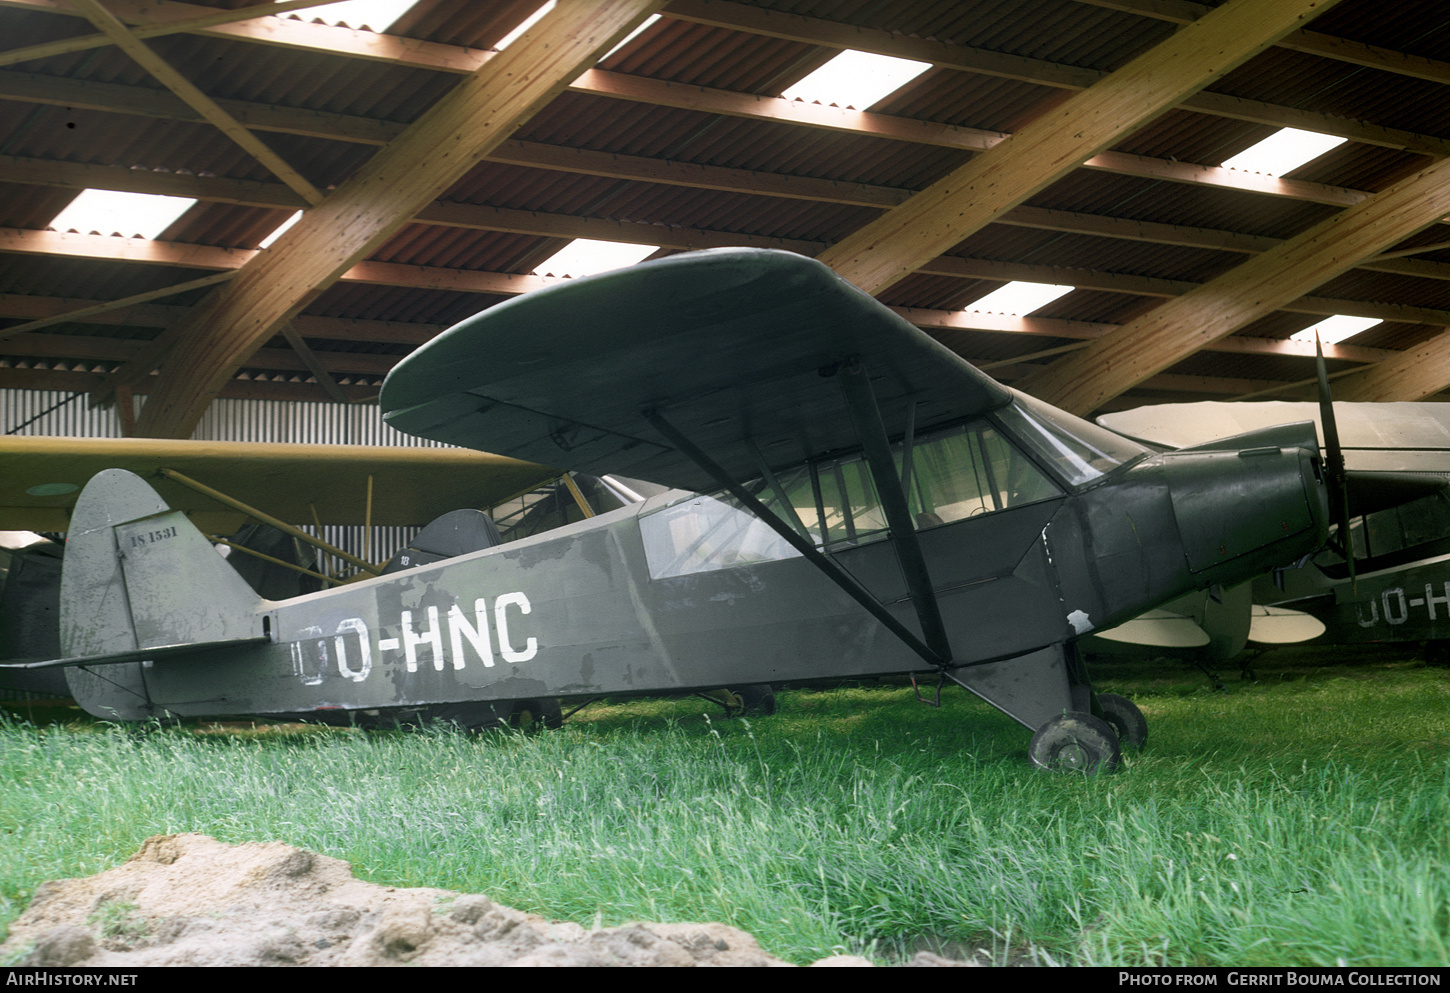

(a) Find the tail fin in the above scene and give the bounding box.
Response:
[61,469,266,659]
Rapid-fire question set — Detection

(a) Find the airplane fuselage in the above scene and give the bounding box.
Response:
[64,431,1328,730]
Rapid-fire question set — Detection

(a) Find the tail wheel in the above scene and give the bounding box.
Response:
[1095,692,1147,750]
[508,698,563,731]
[1028,712,1121,774]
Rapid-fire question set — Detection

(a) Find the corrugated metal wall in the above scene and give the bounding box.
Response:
[1,390,454,561]
[1,391,442,447]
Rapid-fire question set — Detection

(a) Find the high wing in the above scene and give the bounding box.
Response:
[380,248,1012,491]
[0,436,557,532]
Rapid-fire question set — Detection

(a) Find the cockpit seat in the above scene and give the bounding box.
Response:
[381,509,503,574]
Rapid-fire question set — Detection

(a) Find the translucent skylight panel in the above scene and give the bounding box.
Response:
[1289,315,1382,344]
[258,210,304,249]
[48,189,196,240]
[286,0,418,31]
[599,13,660,62]
[534,239,658,277]
[1220,128,1348,176]
[497,1,556,50]
[967,281,1075,316]
[780,50,932,110]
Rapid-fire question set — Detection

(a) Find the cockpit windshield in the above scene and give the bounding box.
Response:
[994,391,1147,487]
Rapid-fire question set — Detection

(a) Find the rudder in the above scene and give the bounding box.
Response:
[61,469,266,719]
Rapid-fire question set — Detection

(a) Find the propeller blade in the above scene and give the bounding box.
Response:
[1316,334,1355,589]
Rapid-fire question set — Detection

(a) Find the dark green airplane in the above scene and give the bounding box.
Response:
[20,249,1336,772]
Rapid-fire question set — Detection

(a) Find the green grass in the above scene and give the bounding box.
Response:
[2,645,1447,966]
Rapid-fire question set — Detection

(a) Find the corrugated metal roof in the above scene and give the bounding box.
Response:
[4,0,1450,426]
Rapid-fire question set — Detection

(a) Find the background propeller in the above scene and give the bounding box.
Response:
[1316,334,1355,590]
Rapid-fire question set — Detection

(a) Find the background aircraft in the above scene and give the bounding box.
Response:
[1101,401,1450,664]
[11,250,1343,772]
[0,436,558,535]
[0,439,561,700]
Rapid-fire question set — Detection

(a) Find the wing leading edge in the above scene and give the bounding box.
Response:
[380,249,1012,491]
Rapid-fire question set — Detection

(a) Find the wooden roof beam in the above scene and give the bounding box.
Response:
[0,293,443,344]
[0,0,486,72]
[130,0,666,439]
[1332,327,1450,401]
[8,148,1405,271]
[68,0,324,207]
[0,288,1390,369]
[22,146,1450,287]
[0,272,233,341]
[921,256,1450,323]
[666,0,1450,160]
[0,70,1389,209]
[895,306,1394,364]
[9,219,1446,328]
[0,1,342,69]
[15,0,1449,92]
[814,0,1346,295]
[1077,0,1450,86]
[1015,155,1450,414]
[15,0,1447,158]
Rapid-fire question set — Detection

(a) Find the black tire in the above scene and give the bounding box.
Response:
[1028,712,1122,774]
[508,697,563,731]
[1425,641,1450,668]
[1096,692,1147,750]
[732,684,777,715]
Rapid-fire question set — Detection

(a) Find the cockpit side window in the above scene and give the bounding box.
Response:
[638,418,1064,579]
[811,421,1061,550]
[906,423,1060,528]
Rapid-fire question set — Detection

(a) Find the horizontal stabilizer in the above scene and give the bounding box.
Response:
[1093,609,1211,648]
[11,638,270,670]
[1247,605,1326,644]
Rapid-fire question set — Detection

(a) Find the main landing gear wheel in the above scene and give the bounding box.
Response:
[1028,713,1122,774]
[1095,693,1147,750]
[508,698,563,731]
[732,684,777,715]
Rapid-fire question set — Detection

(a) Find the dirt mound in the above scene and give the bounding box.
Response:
[2,834,973,967]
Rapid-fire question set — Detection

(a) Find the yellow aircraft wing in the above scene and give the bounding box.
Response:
[0,436,559,533]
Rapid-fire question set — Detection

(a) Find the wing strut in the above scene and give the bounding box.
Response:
[642,408,948,669]
[834,358,954,664]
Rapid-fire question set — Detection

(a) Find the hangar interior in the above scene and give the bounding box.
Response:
[1,0,1449,538]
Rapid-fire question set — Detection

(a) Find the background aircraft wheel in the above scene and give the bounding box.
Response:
[1424,641,1450,668]
[1028,713,1121,774]
[508,698,563,731]
[732,684,777,715]
[1095,692,1147,750]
